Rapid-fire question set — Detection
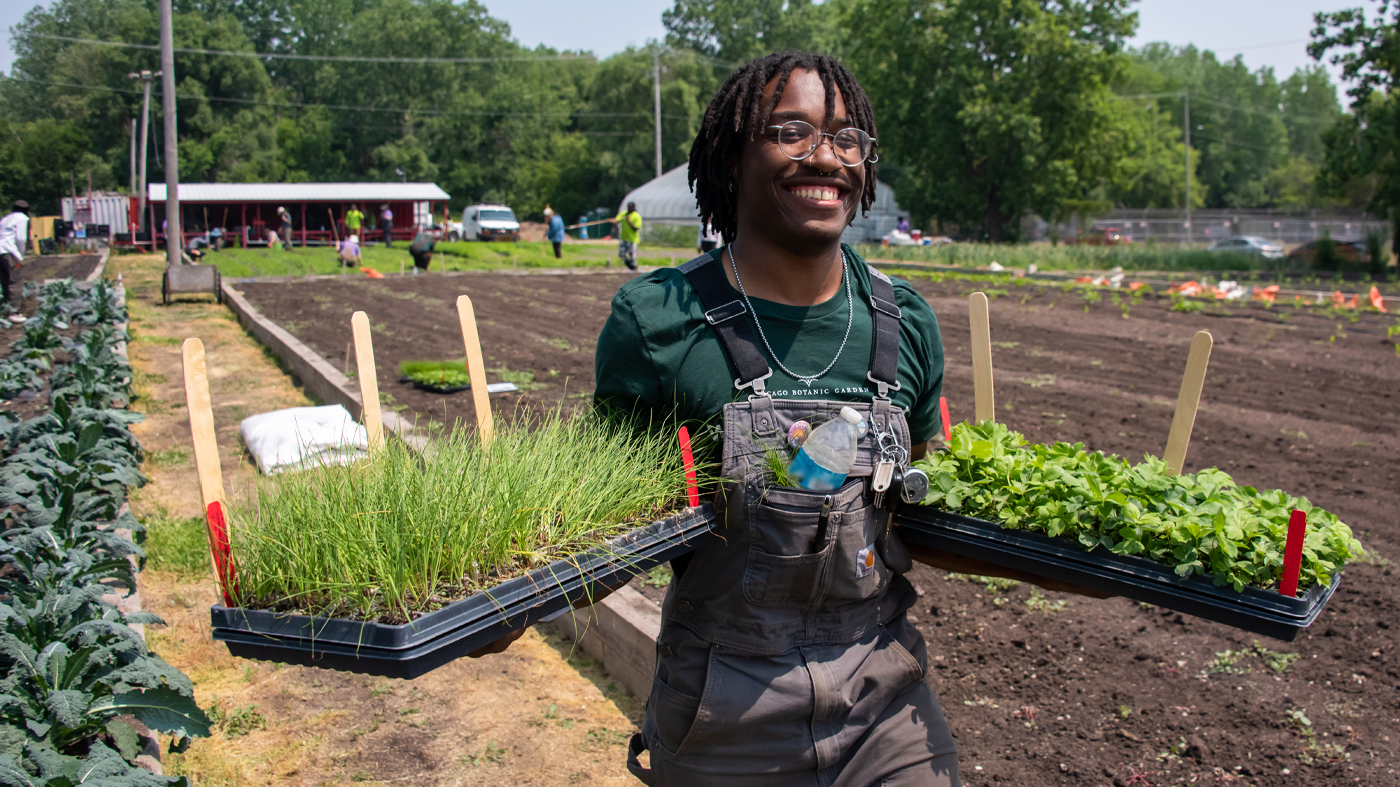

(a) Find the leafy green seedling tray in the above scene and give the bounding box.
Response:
[896,506,1339,641]
[211,504,716,669]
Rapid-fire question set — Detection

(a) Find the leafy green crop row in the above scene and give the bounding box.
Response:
[914,422,1362,592]
[0,280,209,786]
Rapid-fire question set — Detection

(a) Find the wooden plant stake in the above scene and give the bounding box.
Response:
[1162,330,1214,475]
[1280,509,1307,597]
[180,338,235,605]
[350,311,386,451]
[969,292,995,423]
[455,295,494,445]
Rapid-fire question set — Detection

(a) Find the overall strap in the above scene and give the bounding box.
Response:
[865,263,902,399]
[679,253,774,396]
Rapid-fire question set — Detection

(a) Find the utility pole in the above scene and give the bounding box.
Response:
[127,70,159,237]
[159,0,181,267]
[653,49,662,180]
[128,119,136,203]
[1183,91,1192,246]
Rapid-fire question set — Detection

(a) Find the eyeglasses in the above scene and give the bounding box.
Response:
[765,120,877,167]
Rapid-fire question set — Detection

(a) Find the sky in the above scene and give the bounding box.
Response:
[0,0,1371,89]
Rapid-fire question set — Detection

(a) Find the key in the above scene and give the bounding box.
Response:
[872,459,895,493]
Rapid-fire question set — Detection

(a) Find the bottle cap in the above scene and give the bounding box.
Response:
[839,406,862,424]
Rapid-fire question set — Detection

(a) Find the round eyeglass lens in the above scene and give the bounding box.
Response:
[774,121,871,167]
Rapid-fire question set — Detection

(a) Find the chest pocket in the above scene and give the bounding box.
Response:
[741,477,891,609]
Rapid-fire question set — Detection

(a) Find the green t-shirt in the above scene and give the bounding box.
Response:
[345,209,364,230]
[594,245,946,445]
[615,210,642,243]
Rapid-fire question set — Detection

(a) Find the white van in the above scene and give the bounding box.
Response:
[461,204,520,242]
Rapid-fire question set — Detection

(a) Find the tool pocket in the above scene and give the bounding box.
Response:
[824,499,893,604]
[741,480,862,608]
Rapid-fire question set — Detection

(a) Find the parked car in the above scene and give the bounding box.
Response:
[1206,236,1284,259]
[1286,238,1369,267]
[461,204,520,242]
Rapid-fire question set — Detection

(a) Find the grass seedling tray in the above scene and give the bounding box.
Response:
[210,504,715,676]
[895,506,1339,641]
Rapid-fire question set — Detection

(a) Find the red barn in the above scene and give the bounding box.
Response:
[141,182,451,248]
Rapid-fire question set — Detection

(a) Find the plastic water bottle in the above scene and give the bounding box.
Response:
[787,407,862,491]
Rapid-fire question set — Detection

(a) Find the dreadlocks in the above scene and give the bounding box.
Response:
[689,51,878,244]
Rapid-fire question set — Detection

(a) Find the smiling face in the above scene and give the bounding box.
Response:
[733,69,866,253]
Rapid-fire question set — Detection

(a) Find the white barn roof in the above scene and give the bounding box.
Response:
[148,182,450,202]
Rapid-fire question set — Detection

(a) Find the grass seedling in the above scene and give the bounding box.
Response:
[229,409,703,623]
[400,359,470,388]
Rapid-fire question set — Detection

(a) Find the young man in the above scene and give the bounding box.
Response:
[614,201,641,271]
[0,200,30,321]
[474,51,1102,786]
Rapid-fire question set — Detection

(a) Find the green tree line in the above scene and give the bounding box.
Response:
[0,0,1382,244]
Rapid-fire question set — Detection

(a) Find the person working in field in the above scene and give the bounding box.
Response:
[345,204,364,239]
[0,199,30,321]
[472,51,1104,785]
[278,206,294,251]
[545,205,566,259]
[613,201,641,271]
[339,233,362,268]
[409,229,435,272]
[379,204,394,247]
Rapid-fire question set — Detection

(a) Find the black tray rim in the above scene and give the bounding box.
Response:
[210,504,715,649]
[213,523,696,678]
[900,506,1334,615]
[895,507,1341,641]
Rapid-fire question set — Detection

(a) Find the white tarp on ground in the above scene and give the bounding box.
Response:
[240,405,369,475]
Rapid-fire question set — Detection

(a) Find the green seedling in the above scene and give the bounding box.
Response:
[230,409,705,622]
[916,421,1362,592]
[1024,587,1068,613]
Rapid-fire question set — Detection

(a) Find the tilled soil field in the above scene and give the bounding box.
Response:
[239,268,1399,787]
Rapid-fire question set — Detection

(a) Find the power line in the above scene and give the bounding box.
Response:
[4,75,697,119]
[28,33,739,69]
[30,33,591,63]
[1116,92,1337,125]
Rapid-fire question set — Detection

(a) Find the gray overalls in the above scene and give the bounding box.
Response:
[626,255,961,787]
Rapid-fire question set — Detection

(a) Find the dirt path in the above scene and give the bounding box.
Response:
[112,254,643,786]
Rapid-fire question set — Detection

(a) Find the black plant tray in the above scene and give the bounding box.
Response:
[895,506,1340,641]
[399,374,469,394]
[210,505,716,678]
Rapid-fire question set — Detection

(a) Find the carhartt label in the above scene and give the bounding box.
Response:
[856,545,876,578]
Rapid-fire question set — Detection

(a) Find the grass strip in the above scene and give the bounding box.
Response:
[914,421,1363,592]
[229,410,699,623]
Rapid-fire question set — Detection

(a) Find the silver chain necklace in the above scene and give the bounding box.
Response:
[728,242,854,388]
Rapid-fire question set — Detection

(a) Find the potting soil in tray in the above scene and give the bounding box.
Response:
[211,504,716,651]
[895,506,1339,641]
